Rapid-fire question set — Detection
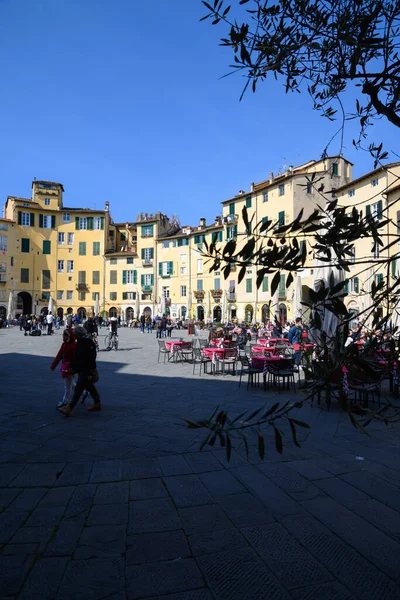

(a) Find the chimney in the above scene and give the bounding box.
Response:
[269,172,274,183]
[250,182,254,192]
[199,217,206,228]
[105,201,109,212]
[215,216,221,226]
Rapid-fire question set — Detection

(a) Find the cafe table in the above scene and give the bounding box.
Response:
[165,340,183,361]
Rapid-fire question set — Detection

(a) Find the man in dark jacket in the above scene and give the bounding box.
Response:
[57,327,101,416]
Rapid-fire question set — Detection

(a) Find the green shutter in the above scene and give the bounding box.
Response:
[194,235,199,244]
[150,274,154,285]
[150,248,154,259]
[366,205,371,217]
[377,273,384,285]
[30,213,35,227]
[392,259,397,278]
[122,270,127,285]
[87,217,94,230]
[278,211,285,226]
[229,203,235,215]
[377,199,383,219]
[354,277,359,293]
[169,261,173,274]
[246,279,252,293]
[39,214,44,228]
[75,217,79,229]
[262,276,268,292]
[21,238,30,252]
[100,217,105,230]
[51,215,56,228]
[141,249,145,259]
[18,211,22,225]
[246,197,252,208]
[344,281,349,294]
[133,270,137,284]
[159,262,162,276]
[178,239,182,247]
[43,240,51,255]
[279,274,285,295]
[234,225,237,237]
[141,274,145,286]
[79,242,86,256]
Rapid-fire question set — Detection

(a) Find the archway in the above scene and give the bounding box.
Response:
[78,307,86,320]
[262,304,270,323]
[213,305,222,322]
[126,307,134,320]
[16,291,32,315]
[279,303,287,325]
[181,306,187,320]
[143,306,152,317]
[66,307,73,315]
[229,305,237,320]
[57,308,64,321]
[109,307,118,318]
[245,304,253,323]
[41,307,48,316]
[0,306,6,319]
[197,305,204,321]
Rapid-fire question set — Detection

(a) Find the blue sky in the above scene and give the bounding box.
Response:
[0,0,398,225]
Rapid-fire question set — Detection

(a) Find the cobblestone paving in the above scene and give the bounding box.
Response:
[1,326,400,599]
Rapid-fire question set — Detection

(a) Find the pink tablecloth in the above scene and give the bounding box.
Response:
[165,341,183,351]
[251,346,274,354]
[250,355,281,369]
[203,347,225,359]
[292,343,314,351]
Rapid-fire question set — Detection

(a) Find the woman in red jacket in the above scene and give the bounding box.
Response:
[50,328,76,408]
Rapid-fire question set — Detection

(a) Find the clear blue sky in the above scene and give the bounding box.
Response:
[0,0,398,225]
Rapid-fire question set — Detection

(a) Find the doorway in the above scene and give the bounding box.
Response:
[16,291,32,315]
[279,303,287,325]
[197,305,204,321]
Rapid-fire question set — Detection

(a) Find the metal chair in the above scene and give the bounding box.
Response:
[180,341,193,362]
[157,339,170,364]
[215,348,237,376]
[266,358,296,393]
[238,353,262,388]
[192,347,211,375]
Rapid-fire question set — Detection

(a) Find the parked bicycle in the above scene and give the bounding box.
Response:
[104,331,118,351]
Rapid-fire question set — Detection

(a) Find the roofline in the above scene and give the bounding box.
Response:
[335,162,400,192]
[33,180,65,191]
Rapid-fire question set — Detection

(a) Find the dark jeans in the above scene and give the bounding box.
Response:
[69,374,100,410]
[47,323,53,335]
[140,323,145,332]
[167,329,172,337]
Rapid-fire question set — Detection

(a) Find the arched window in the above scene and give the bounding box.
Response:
[245,304,253,323]
[213,305,222,322]
[197,305,204,321]
[109,307,118,318]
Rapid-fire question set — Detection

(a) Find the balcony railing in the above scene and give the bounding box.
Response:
[142,258,153,266]
[76,283,88,290]
[193,290,204,299]
[211,289,223,297]
[142,285,153,292]
[223,214,238,224]
[228,292,236,302]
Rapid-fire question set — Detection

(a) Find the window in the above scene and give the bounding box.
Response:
[162,286,170,298]
[246,278,252,293]
[21,212,32,226]
[332,163,339,176]
[0,223,7,231]
[94,217,102,230]
[376,273,384,286]
[92,292,98,301]
[246,197,252,208]
[21,238,30,253]
[57,290,64,300]
[194,234,205,245]
[229,202,235,216]
[159,261,173,276]
[306,182,312,194]
[0,262,5,273]
[44,198,50,206]
[20,268,29,283]
[42,270,51,289]
[348,189,355,198]
[42,292,50,300]
[372,200,383,219]
[58,260,64,273]
[214,278,220,290]
[93,242,100,256]
[78,292,86,301]
[110,292,117,301]
[263,191,268,203]
[197,259,203,273]
[79,241,86,255]
[279,184,285,196]
[372,178,379,187]
[78,217,87,230]
[180,254,186,262]
[143,273,153,286]
[279,274,286,296]
[10,257,13,267]
[141,225,154,237]
[110,258,117,265]
[67,260,74,273]
[226,225,237,240]
[122,292,136,300]
[40,214,54,229]
[78,271,86,284]
[92,271,100,285]
[278,211,285,226]
[197,279,203,291]
[126,257,134,264]
[68,232,74,245]
[212,231,223,243]
[180,266,186,275]
[348,277,359,293]
[174,238,189,247]
[141,247,154,260]
[110,270,117,284]
[262,276,269,292]
[180,285,187,297]
[43,240,51,255]
[122,270,137,284]
[372,242,380,259]
[163,241,170,248]
[63,213,71,223]
[0,236,6,254]
[67,290,73,300]
[349,247,355,264]
[58,232,65,245]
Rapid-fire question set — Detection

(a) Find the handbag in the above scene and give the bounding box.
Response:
[90,368,99,383]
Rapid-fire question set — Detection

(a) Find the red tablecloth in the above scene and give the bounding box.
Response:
[250,355,281,369]
[165,341,183,351]
[292,343,314,351]
[251,346,273,354]
[203,347,225,359]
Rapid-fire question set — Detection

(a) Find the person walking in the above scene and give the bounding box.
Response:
[161,314,167,338]
[166,317,173,337]
[146,315,152,333]
[140,313,145,333]
[57,326,101,416]
[46,311,54,335]
[50,328,76,408]
[156,317,163,339]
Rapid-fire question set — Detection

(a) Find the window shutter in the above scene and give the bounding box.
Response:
[22,238,30,252]
[141,274,144,286]
[169,261,173,274]
[279,274,285,295]
[354,277,359,293]
[159,262,162,276]
[262,276,268,292]
[377,199,383,219]
[51,215,56,228]
[397,211,400,232]
[87,217,94,230]
[43,240,51,255]
[178,239,182,247]
[150,274,154,285]
[150,248,154,259]
[133,270,137,284]
[194,235,199,244]
[377,273,384,285]
[344,281,349,294]
[75,217,79,230]
[234,225,238,237]
[246,279,252,293]
[392,260,397,278]
[229,203,235,216]
[39,214,44,228]
[18,211,22,225]
[366,205,371,217]
[30,213,35,227]
[122,270,127,285]
[100,217,105,230]
[278,211,285,226]
[141,249,145,259]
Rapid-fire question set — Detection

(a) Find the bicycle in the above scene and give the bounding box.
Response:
[90,332,99,351]
[104,332,118,351]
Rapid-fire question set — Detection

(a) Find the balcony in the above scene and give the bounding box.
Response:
[193,290,204,300]
[211,289,223,299]
[142,285,153,292]
[228,292,236,302]
[0,273,6,284]
[142,258,153,266]
[223,214,238,224]
[76,283,89,290]
[164,298,171,307]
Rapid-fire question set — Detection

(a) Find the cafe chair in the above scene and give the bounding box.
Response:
[157,339,170,364]
[192,347,211,376]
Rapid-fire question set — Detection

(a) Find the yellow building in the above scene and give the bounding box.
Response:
[0,216,17,320]
[4,180,109,320]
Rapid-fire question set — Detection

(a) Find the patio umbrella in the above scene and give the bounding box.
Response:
[135,293,140,319]
[7,291,14,320]
[48,295,54,315]
[94,293,100,316]
[272,287,280,322]
[205,291,210,322]
[292,274,303,319]
[160,295,166,315]
[222,291,227,324]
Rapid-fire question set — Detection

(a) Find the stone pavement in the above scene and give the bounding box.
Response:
[0,326,400,599]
